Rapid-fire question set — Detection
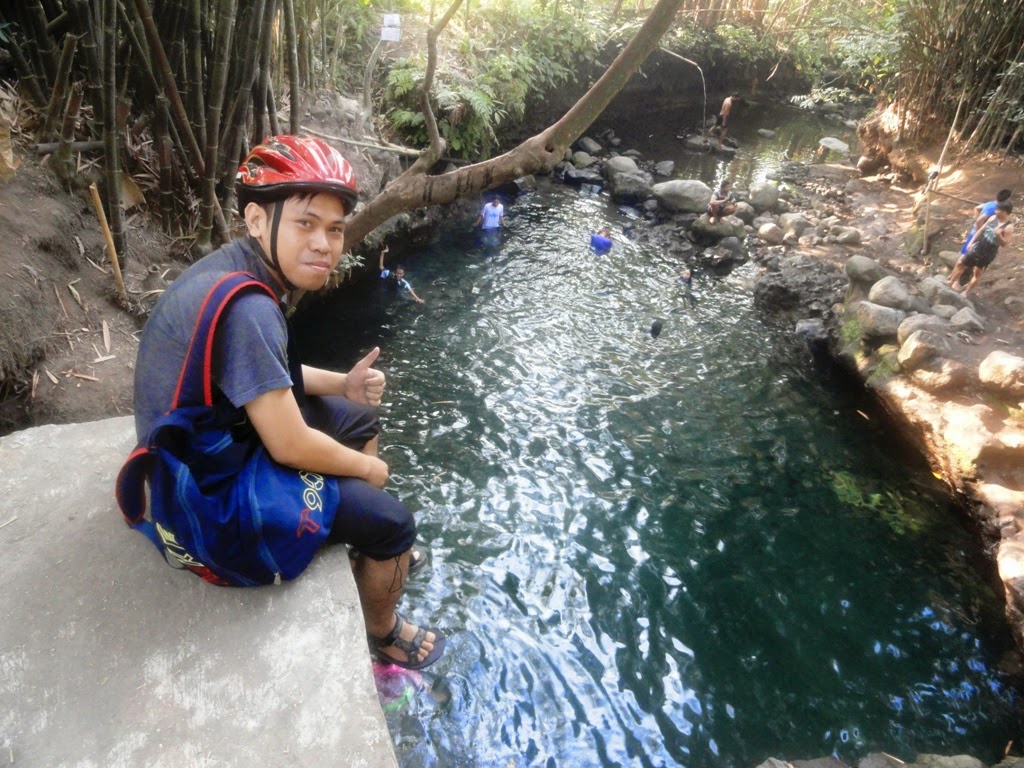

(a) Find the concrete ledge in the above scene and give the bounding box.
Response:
[0,416,397,768]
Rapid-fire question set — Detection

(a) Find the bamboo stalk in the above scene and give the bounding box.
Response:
[282,0,301,133]
[101,0,126,260]
[51,81,84,183]
[90,183,128,305]
[197,0,238,248]
[27,0,59,84]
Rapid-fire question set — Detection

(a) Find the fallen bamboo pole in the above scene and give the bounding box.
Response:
[88,183,128,306]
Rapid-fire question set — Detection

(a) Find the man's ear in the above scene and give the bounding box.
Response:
[243,201,269,238]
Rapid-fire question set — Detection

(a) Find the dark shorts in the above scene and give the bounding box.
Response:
[716,113,727,128]
[301,395,415,560]
[962,243,997,270]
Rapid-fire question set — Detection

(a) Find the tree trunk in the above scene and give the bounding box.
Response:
[344,0,686,248]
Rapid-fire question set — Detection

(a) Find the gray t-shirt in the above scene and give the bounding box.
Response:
[133,238,292,442]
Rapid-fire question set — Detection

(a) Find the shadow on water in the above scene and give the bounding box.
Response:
[295,107,1023,767]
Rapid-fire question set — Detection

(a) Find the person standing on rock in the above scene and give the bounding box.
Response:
[948,200,1014,297]
[960,188,1012,256]
[706,93,739,141]
[125,136,445,671]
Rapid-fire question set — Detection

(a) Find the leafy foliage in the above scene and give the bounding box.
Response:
[380,0,603,158]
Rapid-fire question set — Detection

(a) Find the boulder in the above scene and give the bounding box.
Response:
[577,136,602,154]
[834,227,863,245]
[908,358,969,393]
[932,304,958,319]
[858,754,905,768]
[757,129,777,138]
[758,223,785,244]
[691,215,745,241]
[748,181,780,212]
[898,329,951,371]
[603,155,639,178]
[819,136,850,153]
[936,250,962,269]
[949,306,985,333]
[571,151,597,168]
[733,201,756,224]
[979,351,1024,397]
[856,301,906,341]
[897,313,949,345]
[919,277,972,309]
[514,174,537,193]
[652,179,712,213]
[868,275,912,310]
[846,255,887,285]
[564,168,603,187]
[778,212,812,236]
[795,318,828,343]
[608,172,653,205]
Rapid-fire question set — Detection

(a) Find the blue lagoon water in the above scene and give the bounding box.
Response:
[297,116,1021,767]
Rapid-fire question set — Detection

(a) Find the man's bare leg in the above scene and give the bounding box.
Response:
[362,435,379,457]
[962,267,983,296]
[948,261,967,287]
[353,551,438,665]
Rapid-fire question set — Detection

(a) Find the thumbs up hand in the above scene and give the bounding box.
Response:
[344,347,386,406]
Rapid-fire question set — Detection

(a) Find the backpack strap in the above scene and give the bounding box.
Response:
[116,271,278,539]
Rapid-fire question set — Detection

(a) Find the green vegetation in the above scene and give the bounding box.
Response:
[831,470,924,536]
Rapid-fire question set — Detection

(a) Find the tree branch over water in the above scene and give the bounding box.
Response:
[343,0,686,249]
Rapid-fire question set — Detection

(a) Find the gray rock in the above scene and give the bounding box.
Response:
[835,227,863,245]
[571,150,597,168]
[937,250,962,269]
[578,136,602,154]
[515,174,537,192]
[733,201,756,224]
[608,172,653,205]
[856,301,907,341]
[869,275,912,310]
[757,129,777,138]
[919,276,972,309]
[564,168,603,187]
[748,181,780,212]
[778,212,813,236]
[846,255,888,285]
[692,215,745,241]
[604,155,639,177]
[932,303,958,319]
[909,358,969,393]
[793,759,850,768]
[819,136,850,153]
[979,351,1024,397]
[914,756,986,768]
[795,318,828,343]
[654,160,675,177]
[758,222,785,244]
[898,329,951,370]
[950,306,985,333]
[898,313,949,345]
[652,179,713,213]
[754,760,792,768]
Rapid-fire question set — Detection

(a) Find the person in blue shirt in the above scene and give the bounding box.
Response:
[379,246,425,304]
[590,226,613,253]
[961,188,1011,255]
[475,196,505,230]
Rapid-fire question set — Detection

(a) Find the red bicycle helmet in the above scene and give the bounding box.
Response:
[236,135,358,213]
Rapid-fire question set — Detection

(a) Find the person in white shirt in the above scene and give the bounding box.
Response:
[475,196,505,230]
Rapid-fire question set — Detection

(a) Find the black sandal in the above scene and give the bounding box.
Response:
[368,612,447,671]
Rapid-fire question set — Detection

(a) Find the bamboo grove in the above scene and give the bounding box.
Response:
[1,0,1023,266]
[0,0,373,262]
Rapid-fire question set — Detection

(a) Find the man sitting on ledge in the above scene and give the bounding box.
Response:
[129,136,445,670]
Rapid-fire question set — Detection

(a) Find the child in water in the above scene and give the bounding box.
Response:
[379,246,425,304]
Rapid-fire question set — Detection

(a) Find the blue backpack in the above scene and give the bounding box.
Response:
[116,271,340,586]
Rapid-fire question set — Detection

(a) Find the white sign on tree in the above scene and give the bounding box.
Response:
[381,14,400,42]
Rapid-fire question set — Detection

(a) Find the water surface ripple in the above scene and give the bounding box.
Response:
[301,165,1020,768]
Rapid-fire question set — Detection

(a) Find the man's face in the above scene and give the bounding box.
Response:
[246,193,347,291]
[395,267,405,278]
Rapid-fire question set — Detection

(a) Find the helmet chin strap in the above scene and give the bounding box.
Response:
[255,201,296,293]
